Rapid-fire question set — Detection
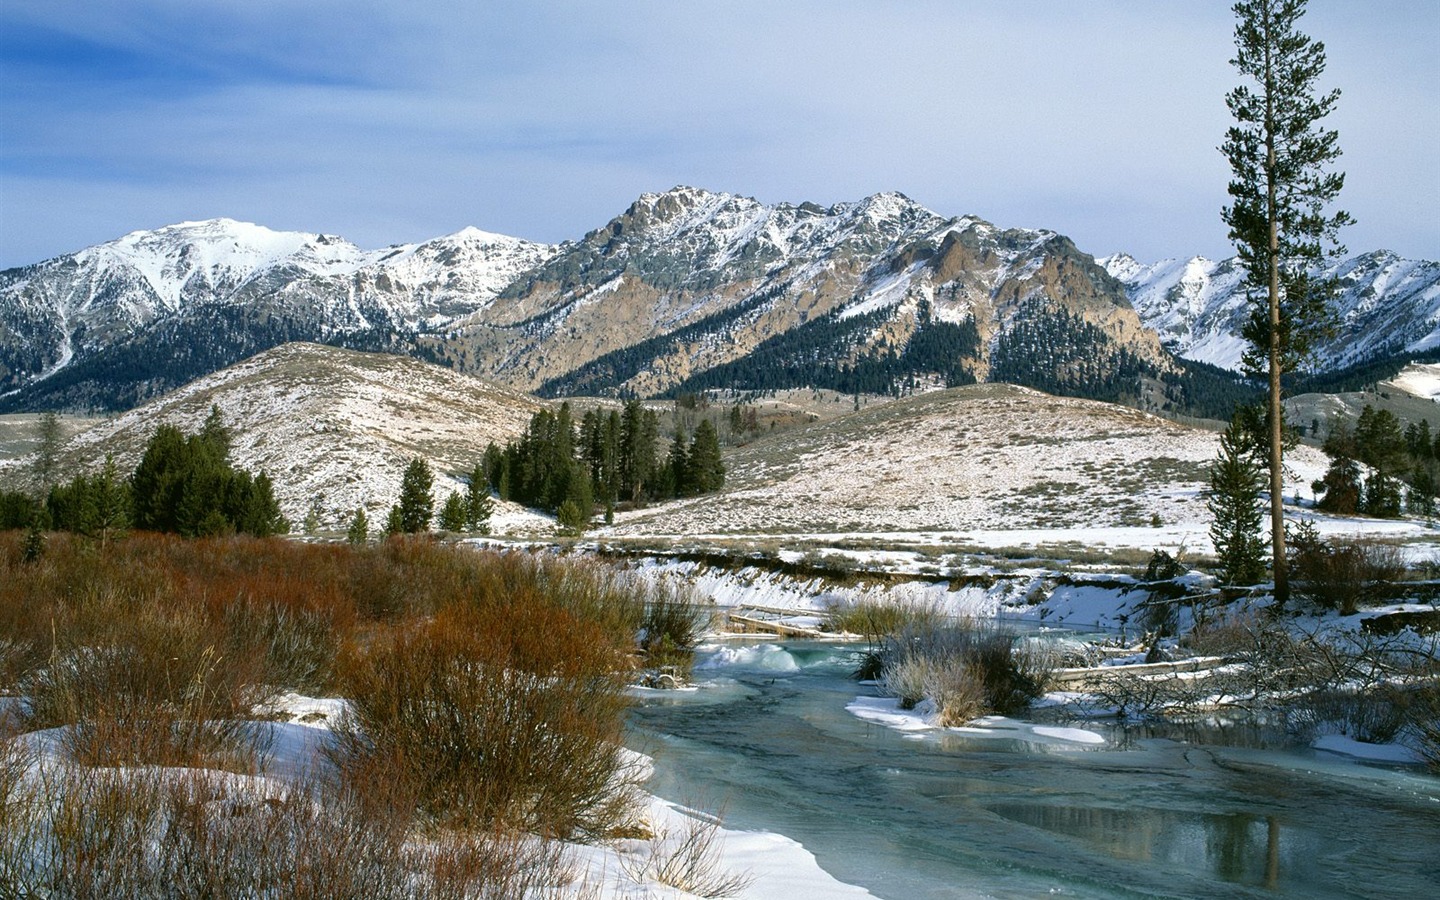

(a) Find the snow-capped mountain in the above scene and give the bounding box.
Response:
[0,219,554,410]
[1102,250,1440,372]
[459,186,1163,398]
[1,188,1164,411]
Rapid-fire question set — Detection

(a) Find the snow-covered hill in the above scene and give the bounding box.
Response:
[43,342,548,530]
[610,382,1335,551]
[1103,250,1440,372]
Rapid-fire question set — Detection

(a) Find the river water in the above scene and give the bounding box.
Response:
[626,640,1440,899]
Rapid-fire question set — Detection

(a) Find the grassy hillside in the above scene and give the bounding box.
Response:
[612,383,1331,539]
[6,343,547,530]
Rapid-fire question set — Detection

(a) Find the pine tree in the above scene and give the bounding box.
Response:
[1208,419,1269,586]
[1314,456,1361,514]
[393,457,434,534]
[0,491,38,530]
[465,463,494,534]
[1222,0,1351,604]
[242,472,287,536]
[620,400,658,502]
[439,490,469,532]
[555,499,587,535]
[664,430,689,498]
[200,404,232,461]
[33,411,62,492]
[347,507,369,544]
[88,454,130,546]
[23,516,44,563]
[560,461,593,526]
[687,419,726,494]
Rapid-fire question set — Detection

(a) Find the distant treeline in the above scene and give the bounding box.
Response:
[1,407,287,538]
[1314,404,1440,519]
[483,400,724,528]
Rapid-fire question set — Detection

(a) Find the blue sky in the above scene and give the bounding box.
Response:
[1,1,1435,269]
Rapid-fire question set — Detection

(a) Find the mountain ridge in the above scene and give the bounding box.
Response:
[1103,249,1440,373]
[3,187,1433,414]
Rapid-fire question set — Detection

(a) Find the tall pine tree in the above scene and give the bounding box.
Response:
[1222,0,1350,604]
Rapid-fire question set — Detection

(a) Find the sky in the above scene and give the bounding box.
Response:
[1,1,1435,270]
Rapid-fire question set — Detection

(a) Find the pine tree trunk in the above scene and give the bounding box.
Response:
[1264,18,1289,606]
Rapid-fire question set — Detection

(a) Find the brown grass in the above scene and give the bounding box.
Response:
[0,530,659,885]
[330,598,641,838]
[2,762,593,899]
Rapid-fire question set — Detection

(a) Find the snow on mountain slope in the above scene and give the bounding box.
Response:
[1,189,1158,409]
[1384,363,1440,401]
[1103,250,1440,372]
[51,342,546,529]
[355,227,557,326]
[483,186,1157,396]
[0,218,556,402]
[83,218,371,311]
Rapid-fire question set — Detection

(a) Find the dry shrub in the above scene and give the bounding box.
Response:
[1413,687,1440,774]
[923,659,988,727]
[2,762,588,899]
[828,594,941,642]
[1290,528,1404,615]
[1185,609,1266,657]
[222,596,340,694]
[0,732,37,866]
[0,637,29,695]
[23,605,266,770]
[421,829,584,900]
[623,810,754,899]
[638,579,712,679]
[877,620,1052,721]
[1294,686,1411,745]
[878,652,933,710]
[332,598,641,838]
[1089,670,1213,719]
[0,533,359,695]
[0,532,653,883]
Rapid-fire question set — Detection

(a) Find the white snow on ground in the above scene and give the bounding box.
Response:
[636,557,1032,621]
[3,690,877,899]
[1386,363,1440,401]
[571,797,877,899]
[1313,734,1424,765]
[846,697,1107,747]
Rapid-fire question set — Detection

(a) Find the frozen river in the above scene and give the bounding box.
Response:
[627,640,1440,899]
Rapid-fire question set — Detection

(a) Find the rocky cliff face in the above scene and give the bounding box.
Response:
[451,187,1166,397]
